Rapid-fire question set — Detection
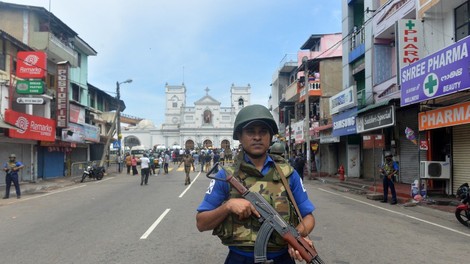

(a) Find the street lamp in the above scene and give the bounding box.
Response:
[116,78,132,172]
[302,56,311,179]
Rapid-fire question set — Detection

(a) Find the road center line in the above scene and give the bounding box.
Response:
[178,171,201,198]
[317,187,470,238]
[140,208,171,240]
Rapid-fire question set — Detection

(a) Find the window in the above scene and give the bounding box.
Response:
[238,98,244,107]
[455,2,469,42]
[172,96,178,108]
[71,83,80,102]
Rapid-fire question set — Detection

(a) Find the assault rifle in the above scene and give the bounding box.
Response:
[207,163,324,264]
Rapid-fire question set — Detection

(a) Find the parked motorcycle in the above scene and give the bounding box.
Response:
[81,163,105,183]
[455,183,470,227]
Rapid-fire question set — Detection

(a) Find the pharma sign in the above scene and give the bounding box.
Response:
[397,19,423,84]
[418,101,470,131]
[401,35,470,106]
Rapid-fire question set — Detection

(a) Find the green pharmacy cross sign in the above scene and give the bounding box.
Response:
[16,80,45,94]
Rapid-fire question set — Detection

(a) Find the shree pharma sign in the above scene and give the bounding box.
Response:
[400,35,470,106]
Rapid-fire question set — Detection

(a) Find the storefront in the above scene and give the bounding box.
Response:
[356,104,396,180]
[332,107,360,177]
[400,36,470,194]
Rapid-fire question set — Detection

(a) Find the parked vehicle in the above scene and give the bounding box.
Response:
[81,163,105,183]
[131,145,147,164]
[455,183,470,227]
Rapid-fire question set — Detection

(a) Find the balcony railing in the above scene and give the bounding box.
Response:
[30,32,78,67]
[350,25,365,51]
[357,89,367,108]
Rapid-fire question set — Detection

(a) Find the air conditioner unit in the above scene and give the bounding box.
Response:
[420,161,451,179]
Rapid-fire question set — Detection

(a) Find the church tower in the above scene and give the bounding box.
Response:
[231,83,251,116]
[164,83,186,128]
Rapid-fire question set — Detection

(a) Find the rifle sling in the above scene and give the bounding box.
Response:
[273,161,303,222]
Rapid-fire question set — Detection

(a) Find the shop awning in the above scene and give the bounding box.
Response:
[356,99,392,115]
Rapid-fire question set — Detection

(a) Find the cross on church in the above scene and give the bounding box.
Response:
[424,75,437,94]
[205,87,210,95]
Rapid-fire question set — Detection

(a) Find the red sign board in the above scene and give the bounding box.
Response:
[16,51,47,79]
[4,110,56,141]
[362,134,385,149]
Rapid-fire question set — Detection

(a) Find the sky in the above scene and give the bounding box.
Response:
[7,0,342,126]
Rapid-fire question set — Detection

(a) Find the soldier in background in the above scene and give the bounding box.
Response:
[3,154,24,199]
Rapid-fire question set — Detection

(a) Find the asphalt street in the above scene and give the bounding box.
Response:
[0,164,469,264]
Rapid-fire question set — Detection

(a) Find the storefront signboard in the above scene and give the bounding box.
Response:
[418,101,470,131]
[401,35,470,106]
[356,106,395,133]
[332,107,357,137]
[4,109,55,141]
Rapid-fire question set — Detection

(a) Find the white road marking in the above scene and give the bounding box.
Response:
[140,208,171,240]
[178,171,201,198]
[318,187,470,238]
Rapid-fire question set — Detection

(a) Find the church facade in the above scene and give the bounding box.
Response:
[121,83,251,152]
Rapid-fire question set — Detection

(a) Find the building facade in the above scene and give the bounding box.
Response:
[122,83,251,152]
[0,2,119,181]
[334,0,470,195]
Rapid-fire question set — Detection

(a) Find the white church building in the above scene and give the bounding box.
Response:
[121,83,251,152]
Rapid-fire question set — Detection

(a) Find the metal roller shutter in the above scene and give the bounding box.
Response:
[452,124,470,194]
[397,107,425,184]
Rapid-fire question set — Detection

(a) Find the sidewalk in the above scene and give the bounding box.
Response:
[308,173,459,214]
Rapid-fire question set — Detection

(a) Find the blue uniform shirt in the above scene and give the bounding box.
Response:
[4,161,23,177]
[197,154,315,258]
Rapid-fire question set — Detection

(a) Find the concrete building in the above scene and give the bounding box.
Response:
[122,83,251,152]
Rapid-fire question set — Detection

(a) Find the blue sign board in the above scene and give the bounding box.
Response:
[332,108,357,137]
[112,140,121,149]
[400,35,470,106]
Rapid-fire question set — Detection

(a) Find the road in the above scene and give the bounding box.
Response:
[0,163,469,264]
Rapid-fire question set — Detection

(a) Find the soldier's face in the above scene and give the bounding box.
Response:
[239,123,271,158]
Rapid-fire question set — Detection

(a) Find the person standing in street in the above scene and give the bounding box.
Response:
[178,152,194,185]
[157,155,163,175]
[125,153,132,174]
[164,151,170,174]
[196,105,316,263]
[131,155,138,175]
[3,154,24,199]
[379,151,398,205]
[294,154,306,181]
[139,154,150,185]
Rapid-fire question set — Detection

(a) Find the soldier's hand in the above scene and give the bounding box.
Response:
[226,198,260,220]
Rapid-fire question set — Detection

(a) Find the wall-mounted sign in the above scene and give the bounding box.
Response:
[4,109,55,141]
[418,101,470,131]
[397,19,423,83]
[16,51,47,79]
[356,106,395,133]
[332,107,357,137]
[330,86,357,115]
[401,35,470,106]
[16,80,45,94]
[56,62,70,128]
[16,97,44,105]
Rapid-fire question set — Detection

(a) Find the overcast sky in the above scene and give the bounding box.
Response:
[7,0,342,126]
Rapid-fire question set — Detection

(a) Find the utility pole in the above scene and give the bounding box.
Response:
[302,56,311,179]
[115,79,132,172]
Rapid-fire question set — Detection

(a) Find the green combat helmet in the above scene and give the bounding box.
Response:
[233,104,278,140]
[270,142,286,155]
